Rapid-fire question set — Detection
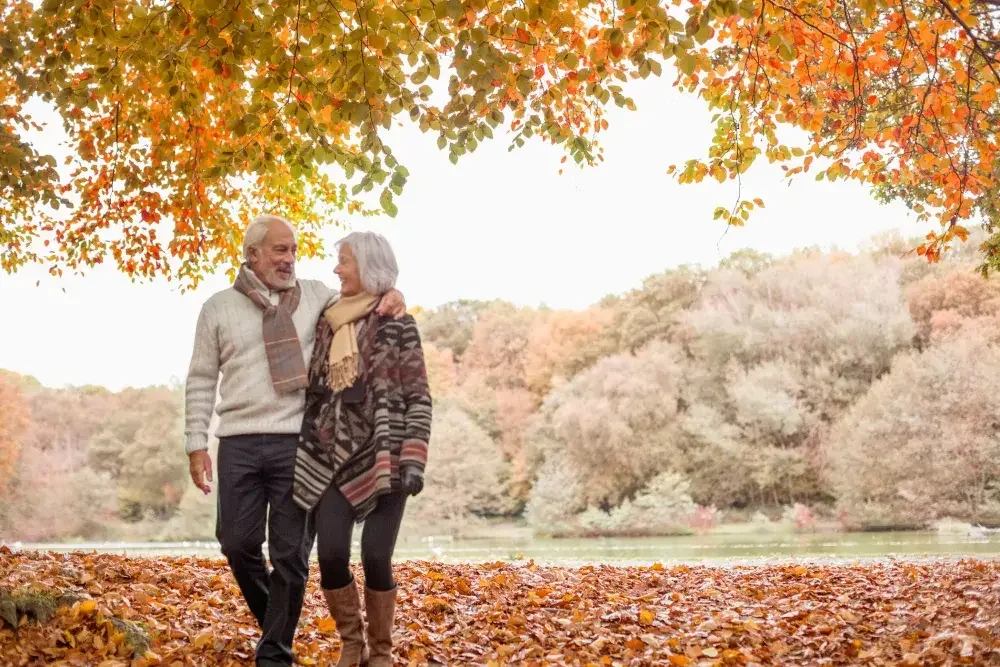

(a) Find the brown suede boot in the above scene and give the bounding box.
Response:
[323,581,370,667]
[364,587,397,667]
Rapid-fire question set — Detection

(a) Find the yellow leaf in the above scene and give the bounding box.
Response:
[638,609,655,626]
[77,599,97,614]
[193,631,213,648]
[316,616,337,633]
[422,597,453,612]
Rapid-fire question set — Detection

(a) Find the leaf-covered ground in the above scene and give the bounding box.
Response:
[2,549,1000,666]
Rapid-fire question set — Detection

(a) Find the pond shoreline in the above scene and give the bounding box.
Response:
[7,526,1000,565]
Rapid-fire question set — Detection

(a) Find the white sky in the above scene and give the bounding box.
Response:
[0,77,923,390]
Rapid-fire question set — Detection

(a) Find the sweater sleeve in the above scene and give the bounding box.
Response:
[315,280,340,309]
[397,317,432,475]
[184,301,221,454]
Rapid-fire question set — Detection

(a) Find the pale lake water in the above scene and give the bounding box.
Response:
[9,530,1000,566]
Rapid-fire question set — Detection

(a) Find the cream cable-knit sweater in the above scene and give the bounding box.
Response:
[183,270,338,454]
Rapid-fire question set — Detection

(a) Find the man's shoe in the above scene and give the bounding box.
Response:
[364,587,397,667]
[323,581,370,667]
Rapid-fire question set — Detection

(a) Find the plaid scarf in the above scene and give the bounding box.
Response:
[232,264,309,394]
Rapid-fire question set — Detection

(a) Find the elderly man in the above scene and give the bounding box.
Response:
[183,215,406,667]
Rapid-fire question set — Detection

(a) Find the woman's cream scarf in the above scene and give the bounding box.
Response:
[323,292,379,393]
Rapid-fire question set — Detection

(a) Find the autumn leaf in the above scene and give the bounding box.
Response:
[4,551,1000,665]
[4,0,1000,285]
[316,616,336,634]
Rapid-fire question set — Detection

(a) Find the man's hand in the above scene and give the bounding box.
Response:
[377,288,406,319]
[189,450,213,495]
[401,467,424,496]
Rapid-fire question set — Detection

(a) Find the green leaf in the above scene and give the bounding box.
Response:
[678,52,696,76]
[517,75,531,96]
[695,22,712,44]
[778,43,797,61]
[380,189,398,217]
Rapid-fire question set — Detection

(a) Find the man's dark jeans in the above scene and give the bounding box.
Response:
[217,434,311,667]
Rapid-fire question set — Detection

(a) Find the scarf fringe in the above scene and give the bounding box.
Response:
[328,355,359,394]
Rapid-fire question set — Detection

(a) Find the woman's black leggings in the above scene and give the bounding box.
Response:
[315,487,407,592]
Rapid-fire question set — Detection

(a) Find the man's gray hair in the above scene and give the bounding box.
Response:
[337,231,399,295]
[243,214,294,262]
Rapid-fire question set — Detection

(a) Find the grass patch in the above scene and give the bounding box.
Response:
[0,588,81,626]
[0,587,150,659]
[108,615,152,657]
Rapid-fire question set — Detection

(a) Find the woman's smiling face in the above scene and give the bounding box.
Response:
[335,243,363,296]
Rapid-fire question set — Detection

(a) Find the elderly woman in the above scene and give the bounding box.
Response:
[292,231,432,667]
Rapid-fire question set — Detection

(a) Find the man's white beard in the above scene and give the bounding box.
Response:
[272,273,296,290]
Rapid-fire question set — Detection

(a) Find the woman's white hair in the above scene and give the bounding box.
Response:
[243,214,294,262]
[337,231,399,295]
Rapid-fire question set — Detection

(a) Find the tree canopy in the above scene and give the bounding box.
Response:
[3,0,999,285]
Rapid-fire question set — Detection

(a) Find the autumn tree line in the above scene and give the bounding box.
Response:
[3,232,1000,542]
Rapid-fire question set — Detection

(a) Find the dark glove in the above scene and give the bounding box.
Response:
[401,467,424,496]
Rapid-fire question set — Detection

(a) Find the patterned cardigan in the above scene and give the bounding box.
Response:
[292,311,433,521]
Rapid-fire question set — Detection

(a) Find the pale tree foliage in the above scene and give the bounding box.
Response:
[828,331,1000,527]
[528,341,686,512]
[405,400,513,532]
[524,460,587,531]
[422,342,459,399]
[676,254,915,507]
[718,249,774,277]
[87,386,188,521]
[117,404,188,521]
[8,439,117,541]
[906,266,1000,347]
[0,374,30,498]
[22,384,115,454]
[456,303,543,503]
[676,403,760,508]
[522,308,616,400]
[609,472,696,532]
[576,472,697,537]
[14,241,1000,540]
[448,374,535,504]
[491,388,537,504]
[461,303,539,391]
[602,267,707,354]
[162,413,221,540]
[414,300,497,361]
